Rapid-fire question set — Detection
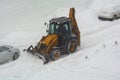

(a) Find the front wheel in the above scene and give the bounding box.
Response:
[50,49,61,61]
[13,53,19,60]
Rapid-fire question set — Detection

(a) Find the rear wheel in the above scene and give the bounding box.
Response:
[13,53,19,60]
[50,49,61,61]
[67,39,77,54]
[111,15,117,21]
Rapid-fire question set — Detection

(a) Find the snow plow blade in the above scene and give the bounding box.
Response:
[23,45,49,64]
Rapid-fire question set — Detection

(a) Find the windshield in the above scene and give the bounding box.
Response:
[49,23,59,34]
[0,46,9,52]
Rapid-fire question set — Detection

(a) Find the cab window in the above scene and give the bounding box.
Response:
[0,46,9,52]
[62,23,69,31]
[49,23,59,34]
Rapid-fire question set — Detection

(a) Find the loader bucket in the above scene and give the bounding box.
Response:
[23,45,49,64]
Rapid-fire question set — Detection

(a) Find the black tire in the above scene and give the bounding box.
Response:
[50,49,61,61]
[66,38,77,54]
[110,15,117,21]
[98,17,106,21]
[13,53,19,60]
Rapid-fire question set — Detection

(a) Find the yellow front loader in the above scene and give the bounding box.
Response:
[24,8,80,64]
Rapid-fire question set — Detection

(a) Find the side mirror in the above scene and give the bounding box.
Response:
[46,30,49,33]
[44,22,49,33]
[44,22,49,27]
[8,50,11,52]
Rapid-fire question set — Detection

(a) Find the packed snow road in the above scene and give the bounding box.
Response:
[0,8,120,80]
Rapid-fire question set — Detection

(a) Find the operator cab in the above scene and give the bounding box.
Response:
[48,17,72,35]
[48,17,73,45]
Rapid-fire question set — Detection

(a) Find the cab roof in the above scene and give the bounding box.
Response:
[50,17,71,24]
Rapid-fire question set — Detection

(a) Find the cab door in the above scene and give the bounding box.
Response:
[60,22,71,44]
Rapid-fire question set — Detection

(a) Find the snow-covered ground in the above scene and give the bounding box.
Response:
[0,0,120,80]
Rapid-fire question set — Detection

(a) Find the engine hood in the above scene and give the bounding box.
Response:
[41,34,58,45]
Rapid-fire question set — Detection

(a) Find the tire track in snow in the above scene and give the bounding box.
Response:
[81,19,120,49]
[40,17,120,71]
[82,20,120,38]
